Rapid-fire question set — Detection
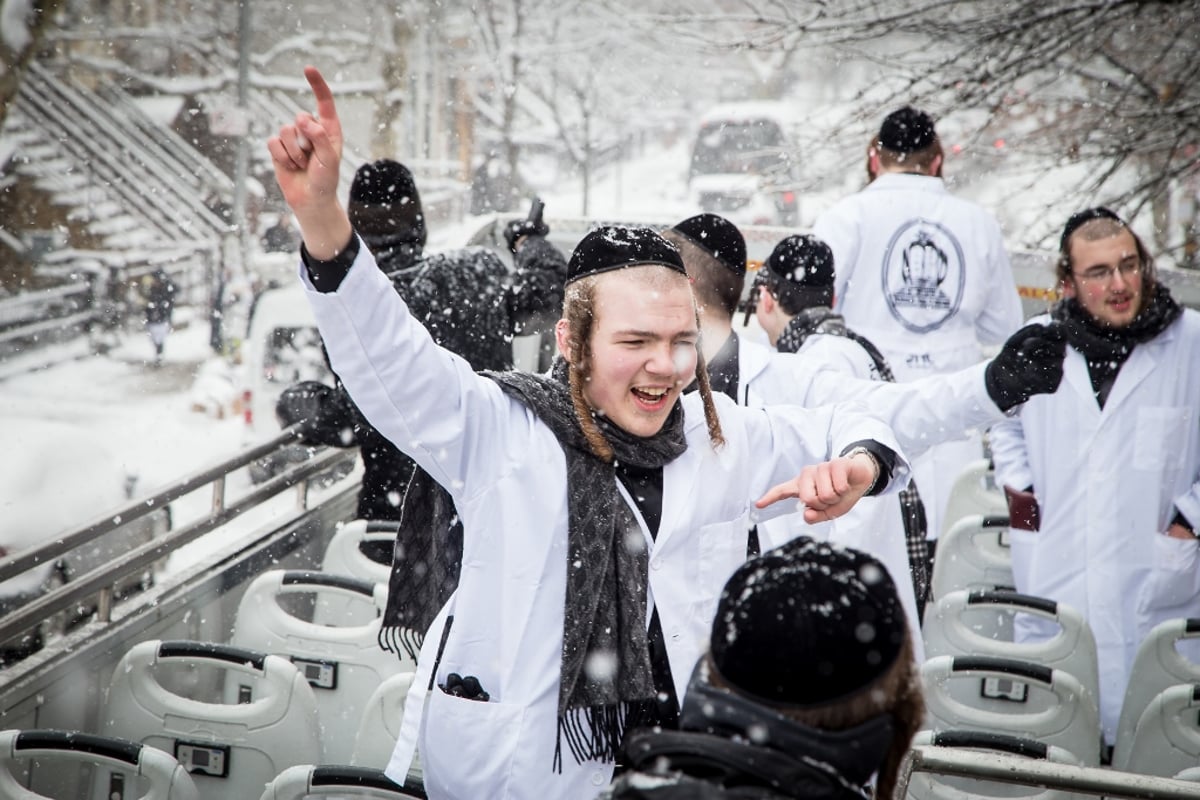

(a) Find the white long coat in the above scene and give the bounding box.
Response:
[736,336,1003,660]
[990,310,1200,741]
[300,241,908,800]
[813,172,1024,539]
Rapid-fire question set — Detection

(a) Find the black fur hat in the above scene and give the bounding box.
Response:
[878,106,937,154]
[566,226,687,285]
[348,159,427,249]
[672,213,747,276]
[709,537,907,707]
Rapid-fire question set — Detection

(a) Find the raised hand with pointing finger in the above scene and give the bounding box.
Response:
[265,65,352,260]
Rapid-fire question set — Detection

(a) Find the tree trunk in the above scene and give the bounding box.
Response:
[0,0,68,132]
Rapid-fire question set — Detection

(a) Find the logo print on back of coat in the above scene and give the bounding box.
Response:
[881,219,965,333]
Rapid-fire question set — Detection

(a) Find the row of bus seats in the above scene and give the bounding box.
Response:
[0,727,423,800]
[0,519,419,800]
[910,459,1200,797]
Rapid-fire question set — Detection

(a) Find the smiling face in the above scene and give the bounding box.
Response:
[1063,227,1144,329]
[557,266,699,438]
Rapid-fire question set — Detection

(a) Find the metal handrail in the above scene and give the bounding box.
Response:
[0,443,355,646]
[897,745,1200,799]
[0,425,307,584]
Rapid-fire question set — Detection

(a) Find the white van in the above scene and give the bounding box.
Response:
[687,101,803,227]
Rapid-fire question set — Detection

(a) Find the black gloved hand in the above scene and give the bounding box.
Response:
[985,321,1068,412]
[275,380,336,439]
[503,217,550,254]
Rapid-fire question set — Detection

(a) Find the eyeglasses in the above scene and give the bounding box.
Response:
[1073,259,1141,285]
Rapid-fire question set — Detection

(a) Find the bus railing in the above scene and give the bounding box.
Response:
[0,426,356,647]
[897,744,1200,799]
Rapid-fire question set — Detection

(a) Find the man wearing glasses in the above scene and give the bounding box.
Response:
[990,207,1200,748]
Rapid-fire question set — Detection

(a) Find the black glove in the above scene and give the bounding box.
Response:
[275,380,336,439]
[985,321,1068,412]
[503,217,550,254]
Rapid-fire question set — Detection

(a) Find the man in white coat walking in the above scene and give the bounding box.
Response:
[814,105,1024,547]
[991,207,1200,745]
[268,66,910,800]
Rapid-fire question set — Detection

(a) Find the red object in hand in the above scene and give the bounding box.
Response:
[1004,485,1041,532]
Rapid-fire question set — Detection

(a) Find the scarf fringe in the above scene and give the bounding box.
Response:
[377,624,424,663]
[554,703,635,772]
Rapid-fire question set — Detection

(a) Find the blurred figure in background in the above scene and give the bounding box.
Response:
[142,268,176,365]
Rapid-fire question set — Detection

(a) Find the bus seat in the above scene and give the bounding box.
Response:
[941,458,1007,536]
[350,672,422,784]
[98,640,319,800]
[920,655,1101,766]
[923,589,1099,709]
[930,514,1014,606]
[1117,684,1200,778]
[1112,618,1200,768]
[230,570,412,764]
[315,520,396,626]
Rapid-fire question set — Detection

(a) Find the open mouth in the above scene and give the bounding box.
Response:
[631,386,671,410]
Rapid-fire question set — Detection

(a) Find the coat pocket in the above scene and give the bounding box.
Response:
[1135,531,1200,615]
[421,687,526,798]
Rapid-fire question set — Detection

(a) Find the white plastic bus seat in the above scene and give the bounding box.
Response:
[941,459,1007,536]
[1112,618,1200,767]
[98,640,320,800]
[230,570,412,764]
[351,672,423,782]
[1118,680,1200,777]
[314,520,396,626]
[922,590,1100,709]
[1116,684,1200,777]
[930,514,1014,603]
[906,729,1085,800]
[920,655,1102,766]
[259,765,426,799]
[0,729,198,800]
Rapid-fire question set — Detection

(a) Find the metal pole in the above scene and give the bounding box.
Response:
[230,0,253,286]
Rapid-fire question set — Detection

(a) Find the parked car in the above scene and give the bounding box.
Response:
[0,418,171,662]
[687,101,803,227]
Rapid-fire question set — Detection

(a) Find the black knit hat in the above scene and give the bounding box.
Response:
[710,537,907,707]
[878,106,937,154]
[566,226,687,285]
[672,213,747,276]
[758,234,835,308]
[348,159,426,247]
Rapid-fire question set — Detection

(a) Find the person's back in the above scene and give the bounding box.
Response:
[813,107,1022,380]
[813,107,1023,546]
[604,537,923,800]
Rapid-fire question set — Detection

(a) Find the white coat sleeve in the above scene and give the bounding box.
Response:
[973,222,1025,344]
[803,360,1004,458]
[298,238,518,505]
[812,203,860,311]
[989,413,1034,492]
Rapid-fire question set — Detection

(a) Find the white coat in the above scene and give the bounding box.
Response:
[813,172,1024,540]
[300,240,909,800]
[736,336,1004,663]
[990,310,1200,742]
